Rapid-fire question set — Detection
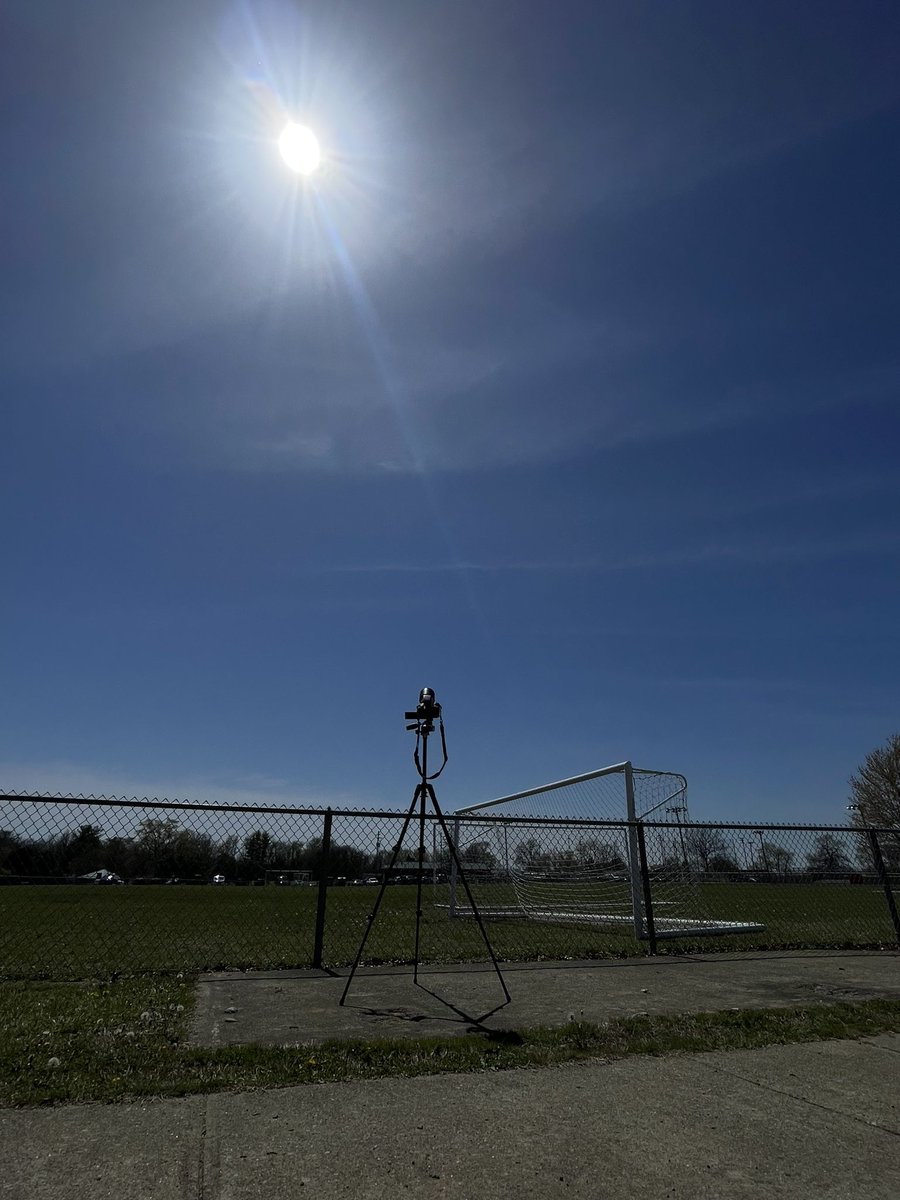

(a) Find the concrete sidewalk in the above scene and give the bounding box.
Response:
[3,1034,899,1199]
[192,950,900,1045]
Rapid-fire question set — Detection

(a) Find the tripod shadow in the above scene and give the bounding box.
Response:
[339,977,513,1035]
[412,977,513,1033]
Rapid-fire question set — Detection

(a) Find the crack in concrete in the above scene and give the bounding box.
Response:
[862,1037,900,1056]
[691,1054,900,1139]
[195,1097,222,1200]
[196,1099,207,1200]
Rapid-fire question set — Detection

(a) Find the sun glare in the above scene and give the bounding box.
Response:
[278,122,321,176]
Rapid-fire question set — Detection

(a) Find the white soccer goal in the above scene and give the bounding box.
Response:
[447,761,763,941]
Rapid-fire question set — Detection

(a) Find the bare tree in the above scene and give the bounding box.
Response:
[849,733,900,868]
[136,818,180,875]
[849,734,900,825]
[514,837,543,868]
[575,837,626,870]
[805,833,852,875]
[685,827,727,873]
[752,842,794,877]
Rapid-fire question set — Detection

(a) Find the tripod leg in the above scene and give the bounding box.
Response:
[339,786,422,1006]
[412,782,427,984]
[427,786,511,1004]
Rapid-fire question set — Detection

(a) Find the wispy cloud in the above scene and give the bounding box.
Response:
[0,762,358,809]
[209,316,899,476]
[302,529,900,577]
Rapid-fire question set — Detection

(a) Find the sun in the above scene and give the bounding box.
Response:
[278,122,321,176]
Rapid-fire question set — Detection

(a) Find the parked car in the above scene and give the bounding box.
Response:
[80,869,124,885]
[211,874,226,885]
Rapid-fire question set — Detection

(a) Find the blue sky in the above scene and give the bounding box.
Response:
[2,0,899,822]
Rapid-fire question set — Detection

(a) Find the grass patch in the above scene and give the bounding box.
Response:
[3,975,900,1107]
[0,881,896,981]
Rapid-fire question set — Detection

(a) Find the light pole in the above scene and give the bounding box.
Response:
[754,829,770,874]
[848,804,871,876]
[666,805,689,878]
[742,836,754,872]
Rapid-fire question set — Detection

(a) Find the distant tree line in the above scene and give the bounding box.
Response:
[0,815,892,885]
[0,819,374,882]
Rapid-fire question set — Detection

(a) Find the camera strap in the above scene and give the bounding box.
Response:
[414,716,448,780]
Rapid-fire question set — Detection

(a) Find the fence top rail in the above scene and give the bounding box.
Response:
[0,793,408,822]
[451,813,896,835]
[637,819,897,835]
[1,791,894,837]
[456,762,687,814]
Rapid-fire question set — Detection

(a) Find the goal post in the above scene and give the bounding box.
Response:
[445,760,763,940]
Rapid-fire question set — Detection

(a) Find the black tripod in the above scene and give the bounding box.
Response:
[340,688,511,1007]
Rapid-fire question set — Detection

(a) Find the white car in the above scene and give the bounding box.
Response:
[211,874,226,885]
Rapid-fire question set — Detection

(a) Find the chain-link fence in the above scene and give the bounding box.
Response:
[1,791,898,980]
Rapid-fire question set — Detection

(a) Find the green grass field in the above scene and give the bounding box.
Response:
[0,879,896,981]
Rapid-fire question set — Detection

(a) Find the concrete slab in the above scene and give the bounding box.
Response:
[4,1037,899,1198]
[693,1037,900,1133]
[191,950,900,1046]
[0,1094,206,1200]
[863,1032,900,1053]
[200,1037,900,1200]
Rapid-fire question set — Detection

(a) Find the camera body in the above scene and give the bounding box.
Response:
[405,686,441,726]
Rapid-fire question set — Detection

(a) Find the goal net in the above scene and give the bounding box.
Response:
[447,762,763,940]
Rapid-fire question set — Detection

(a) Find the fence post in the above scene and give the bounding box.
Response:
[448,815,460,917]
[624,762,645,941]
[635,821,657,955]
[312,808,333,969]
[868,828,900,946]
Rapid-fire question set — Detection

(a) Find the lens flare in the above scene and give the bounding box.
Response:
[278,123,321,175]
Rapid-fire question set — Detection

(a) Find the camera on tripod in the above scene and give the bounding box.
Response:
[405,686,441,729]
[340,683,510,1008]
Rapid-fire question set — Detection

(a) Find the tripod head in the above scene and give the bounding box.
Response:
[405,686,448,779]
[405,686,441,733]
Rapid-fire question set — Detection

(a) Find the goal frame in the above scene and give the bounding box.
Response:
[448,758,763,945]
[449,760,687,940]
